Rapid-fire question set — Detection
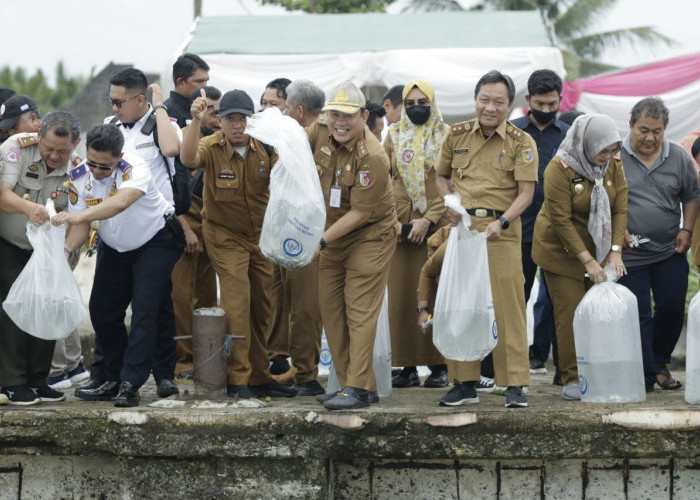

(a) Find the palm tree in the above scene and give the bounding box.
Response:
[403,0,674,78]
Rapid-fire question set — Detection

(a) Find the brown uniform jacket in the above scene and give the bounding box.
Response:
[532,155,628,280]
[384,134,447,227]
[417,225,451,304]
[181,125,205,249]
[196,131,278,236]
[435,118,538,214]
[308,122,396,241]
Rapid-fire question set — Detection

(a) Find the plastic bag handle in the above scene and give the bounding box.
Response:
[443,193,471,230]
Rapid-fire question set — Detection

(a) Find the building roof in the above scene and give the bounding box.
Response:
[185,11,551,55]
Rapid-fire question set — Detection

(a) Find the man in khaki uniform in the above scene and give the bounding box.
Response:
[0,111,82,405]
[180,89,296,399]
[309,81,398,410]
[435,70,538,408]
[171,86,221,378]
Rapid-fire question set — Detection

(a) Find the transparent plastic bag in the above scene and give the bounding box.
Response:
[245,107,326,269]
[432,194,496,362]
[573,264,645,403]
[686,291,700,404]
[2,199,86,340]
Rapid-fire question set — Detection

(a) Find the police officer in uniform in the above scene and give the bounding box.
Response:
[57,124,185,407]
[0,111,82,405]
[435,70,538,408]
[309,81,398,410]
[181,89,297,399]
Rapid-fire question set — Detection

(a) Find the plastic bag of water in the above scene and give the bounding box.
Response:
[432,194,496,362]
[245,107,326,269]
[2,199,86,340]
[573,264,645,403]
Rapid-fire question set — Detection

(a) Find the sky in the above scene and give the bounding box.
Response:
[0,0,696,84]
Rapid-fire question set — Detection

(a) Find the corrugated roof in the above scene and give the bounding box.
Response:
[185,11,550,55]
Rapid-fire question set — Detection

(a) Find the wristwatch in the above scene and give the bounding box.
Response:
[416,306,429,314]
[497,216,510,230]
[611,245,622,252]
[152,104,167,113]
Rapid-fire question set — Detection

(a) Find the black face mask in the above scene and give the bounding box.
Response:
[530,108,557,125]
[406,105,431,125]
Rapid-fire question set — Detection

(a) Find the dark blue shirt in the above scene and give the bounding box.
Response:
[511,113,569,242]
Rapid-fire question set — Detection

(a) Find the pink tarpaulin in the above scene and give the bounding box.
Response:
[561,52,700,111]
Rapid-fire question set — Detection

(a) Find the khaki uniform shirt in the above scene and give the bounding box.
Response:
[195,131,277,237]
[384,134,447,227]
[532,155,628,280]
[435,119,538,212]
[0,133,81,250]
[308,122,396,237]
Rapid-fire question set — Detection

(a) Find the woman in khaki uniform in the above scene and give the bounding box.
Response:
[532,114,627,401]
[384,80,449,388]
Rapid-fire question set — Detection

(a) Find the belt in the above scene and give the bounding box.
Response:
[466,208,503,218]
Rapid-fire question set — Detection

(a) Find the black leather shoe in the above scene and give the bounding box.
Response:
[114,382,140,407]
[156,379,180,398]
[392,367,420,388]
[424,365,449,388]
[323,386,371,410]
[227,385,254,399]
[76,377,107,391]
[292,380,325,396]
[75,381,120,401]
[369,391,379,404]
[249,380,297,398]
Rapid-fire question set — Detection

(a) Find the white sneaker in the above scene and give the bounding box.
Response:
[562,382,581,400]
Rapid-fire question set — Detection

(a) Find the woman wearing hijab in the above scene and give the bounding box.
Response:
[385,80,450,388]
[532,114,627,401]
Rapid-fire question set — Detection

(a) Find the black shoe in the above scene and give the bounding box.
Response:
[552,367,563,386]
[293,380,325,396]
[316,390,339,403]
[392,366,420,388]
[175,370,194,381]
[424,365,449,388]
[31,385,66,402]
[227,385,254,399]
[77,377,107,391]
[529,357,547,375]
[75,380,120,401]
[645,382,655,393]
[269,357,291,375]
[323,386,370,410]
[114,382,139,407]
[439,381,479,406]
[369,391,379,404]
[505,386,528,408]
[249,380,297,398]
[2,385,40,406]
[156,379,180,398]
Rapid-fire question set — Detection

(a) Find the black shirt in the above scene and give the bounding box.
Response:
[163,91,192,129]
[511,113,570,243]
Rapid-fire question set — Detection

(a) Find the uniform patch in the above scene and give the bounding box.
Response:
[219,169,235,180]
[117,159,132,181]
[17,136,38,148]
[70,164,87,180]
[402,149,415,163]
[5,149,19,163]
[359,170,371,187]
[86,198,103,206]
[72,156,83,166]
[453,148,469,154]
[68,182,78,205]
[28,163,38,172]
[25,171,39,179]
[522,148,534,163]
[136,141,155,150]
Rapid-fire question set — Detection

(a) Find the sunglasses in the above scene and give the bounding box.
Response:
[86,160,113,171]
[107,95,141,108]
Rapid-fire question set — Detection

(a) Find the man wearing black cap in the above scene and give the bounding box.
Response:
[180,89,297,400]
[0,94,41,144]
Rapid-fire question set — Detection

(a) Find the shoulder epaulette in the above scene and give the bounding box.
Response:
[450,120,474,136]
[117,159,132,173]
[506,122,525,140]
[357,139,369,159]
[72,155,83,166]
[70,164,87,180]
[18,136,38,148]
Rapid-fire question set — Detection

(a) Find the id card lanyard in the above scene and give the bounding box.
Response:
[330,167,342,208]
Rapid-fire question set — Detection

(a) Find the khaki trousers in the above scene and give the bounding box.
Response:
[388,241,445,367]
[446,218,530,387]
[203,221,273,386]
[543,271,591,386]
[319,221,396,391]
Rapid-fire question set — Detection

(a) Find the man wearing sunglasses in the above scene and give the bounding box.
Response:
[55,124,185,407]
[0,111,82,405]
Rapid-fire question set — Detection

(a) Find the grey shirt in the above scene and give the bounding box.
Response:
[621,134,700,266]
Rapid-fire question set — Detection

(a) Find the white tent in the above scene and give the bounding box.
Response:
[165,12,564,122]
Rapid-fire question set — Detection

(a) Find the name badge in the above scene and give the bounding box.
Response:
[219,171,236,180]
[329,187,341,208]
[453,148,469,154]
[25,171,39,179]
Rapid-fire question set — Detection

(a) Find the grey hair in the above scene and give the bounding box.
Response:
[286,80,325,115]
[629,97,669,127]
[40,111,80,143]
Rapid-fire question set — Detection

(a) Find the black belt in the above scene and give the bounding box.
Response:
[466,208,503,218]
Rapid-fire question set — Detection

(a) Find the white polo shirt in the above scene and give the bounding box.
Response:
[67,153,173,252]
[104,106,182,206]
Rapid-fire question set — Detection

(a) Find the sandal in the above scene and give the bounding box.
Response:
[656,366,682,390]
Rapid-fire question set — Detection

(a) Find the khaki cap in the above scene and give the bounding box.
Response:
[322,81,365,114]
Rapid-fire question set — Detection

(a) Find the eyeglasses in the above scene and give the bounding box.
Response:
[597,145,621,158]
[404,98,430,107]
[86,160,113,171]
[107,95,141,108]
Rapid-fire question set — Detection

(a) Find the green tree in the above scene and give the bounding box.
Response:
[0,62,90,114]
[259,0,395,13]
[404,0,674,78]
